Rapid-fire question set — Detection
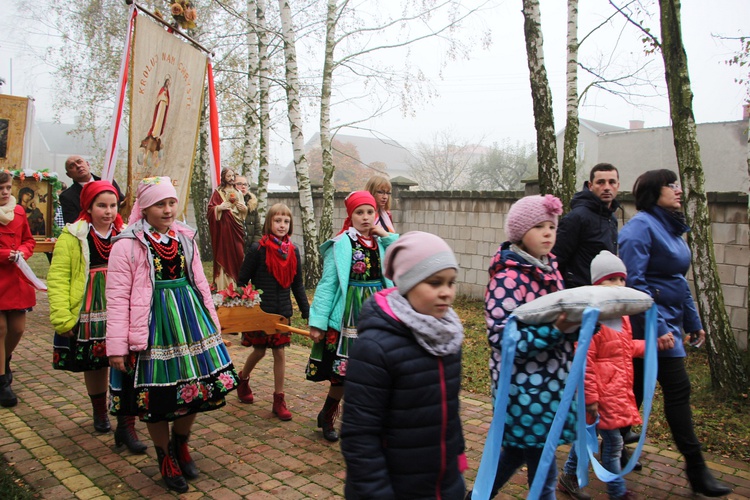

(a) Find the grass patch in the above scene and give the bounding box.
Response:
[0,459,37,499]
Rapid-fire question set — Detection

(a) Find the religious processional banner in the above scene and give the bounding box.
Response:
[129,15,206,211]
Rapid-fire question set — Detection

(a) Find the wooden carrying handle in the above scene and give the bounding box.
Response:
[216,306,310,337]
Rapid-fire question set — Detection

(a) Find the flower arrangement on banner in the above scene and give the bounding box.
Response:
[4,168,59,184]
[167,0,198,30]
[212,282,262,309]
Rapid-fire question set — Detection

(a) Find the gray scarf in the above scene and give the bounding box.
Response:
[510,243,553,272]
[386,292,464,357]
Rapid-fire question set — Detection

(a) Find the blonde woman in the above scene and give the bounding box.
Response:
[365,175,395,233]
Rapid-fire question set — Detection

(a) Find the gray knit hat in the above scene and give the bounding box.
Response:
[590,250,627,285]
[384,231,459,295]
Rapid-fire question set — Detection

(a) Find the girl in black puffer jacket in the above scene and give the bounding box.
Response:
[341,231,466,499]
[236,203,309,420]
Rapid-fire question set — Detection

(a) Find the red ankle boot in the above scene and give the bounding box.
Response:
[237,375,254,404]
[273,392,292,421]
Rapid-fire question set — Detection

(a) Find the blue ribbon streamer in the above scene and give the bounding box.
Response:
[577,304,658,486]
[471,304,658,499]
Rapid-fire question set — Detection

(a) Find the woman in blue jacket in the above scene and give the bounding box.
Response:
[619,169,730,497]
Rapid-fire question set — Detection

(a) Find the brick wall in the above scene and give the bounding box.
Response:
[257,189,749,349]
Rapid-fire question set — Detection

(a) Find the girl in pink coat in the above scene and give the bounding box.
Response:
[0,171,36,408]
[106,177,237,493]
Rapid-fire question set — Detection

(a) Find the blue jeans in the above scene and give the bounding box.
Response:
[563,431,626,499]
[491,446,557,499]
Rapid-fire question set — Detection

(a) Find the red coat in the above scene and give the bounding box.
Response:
[0,205,36,310]
[584,317,645,430]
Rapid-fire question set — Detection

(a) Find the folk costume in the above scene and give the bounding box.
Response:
[48,181,145,450]
[108,177,238,492]
[305,192,398,384]
[305,191,398,442]
[49,181,124,372]
[107,178,238,423]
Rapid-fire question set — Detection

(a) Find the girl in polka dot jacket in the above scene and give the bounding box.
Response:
[482,194,577,499]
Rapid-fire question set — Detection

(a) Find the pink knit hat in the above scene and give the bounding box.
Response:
[128,176,179,224]
[505,194,563,243]
[385,231,458,295]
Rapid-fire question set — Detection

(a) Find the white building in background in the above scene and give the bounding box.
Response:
[28,121,101,177]
[278,132,415,189]
[557,114,750,193]
[556,113,750,194]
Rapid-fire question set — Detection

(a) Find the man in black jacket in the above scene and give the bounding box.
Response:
[553,163,642,498]
[552,163,621,288]
[59,155,125,224]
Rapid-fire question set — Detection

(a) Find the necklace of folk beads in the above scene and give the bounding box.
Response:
[90,229,117,260]
[357,234,377,250]
[150,235,179,261]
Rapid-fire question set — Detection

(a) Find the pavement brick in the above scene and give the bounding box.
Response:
[74,485,106,499]
[1,293,748,499]
[61,473,95,491]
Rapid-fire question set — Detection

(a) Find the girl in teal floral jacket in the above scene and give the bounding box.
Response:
[305,191,398,442]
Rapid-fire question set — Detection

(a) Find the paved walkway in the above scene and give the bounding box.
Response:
[1,295,749,499]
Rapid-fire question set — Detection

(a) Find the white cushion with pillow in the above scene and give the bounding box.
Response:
[512,286,653,325]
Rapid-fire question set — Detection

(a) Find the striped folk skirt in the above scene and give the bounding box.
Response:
[53,267,109,372]
[305,279,382,384]
[109,277,238,422]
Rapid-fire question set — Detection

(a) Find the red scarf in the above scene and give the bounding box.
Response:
[259,234,297,289]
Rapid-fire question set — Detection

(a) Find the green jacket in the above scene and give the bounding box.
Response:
[48,220,92,334]
[309,231,398,332]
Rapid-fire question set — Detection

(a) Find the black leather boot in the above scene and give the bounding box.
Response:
[620,445,642,471]
[172,431,199,479]
[686,466,732,497]
[114,416,147,454]
[5,355,12,385]
[0,373,17,408]
[317,396,340,442]
[89,392,111,432]
[156,445,188,493]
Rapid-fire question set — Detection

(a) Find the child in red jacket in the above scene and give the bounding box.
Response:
[0,171,36,407]
[558,251,674,500]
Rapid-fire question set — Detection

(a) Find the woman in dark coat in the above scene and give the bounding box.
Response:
[619,169,731,497]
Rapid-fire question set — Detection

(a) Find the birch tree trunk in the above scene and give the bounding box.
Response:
[241,0,260,179]
[278,0,322,285]
[192,96,213,260]
[561,0,579,209]
[318,0,339,244]
[659,0,748,392]
[256,0,271,221]
[521,0,560,198]
[746,107,749,352]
